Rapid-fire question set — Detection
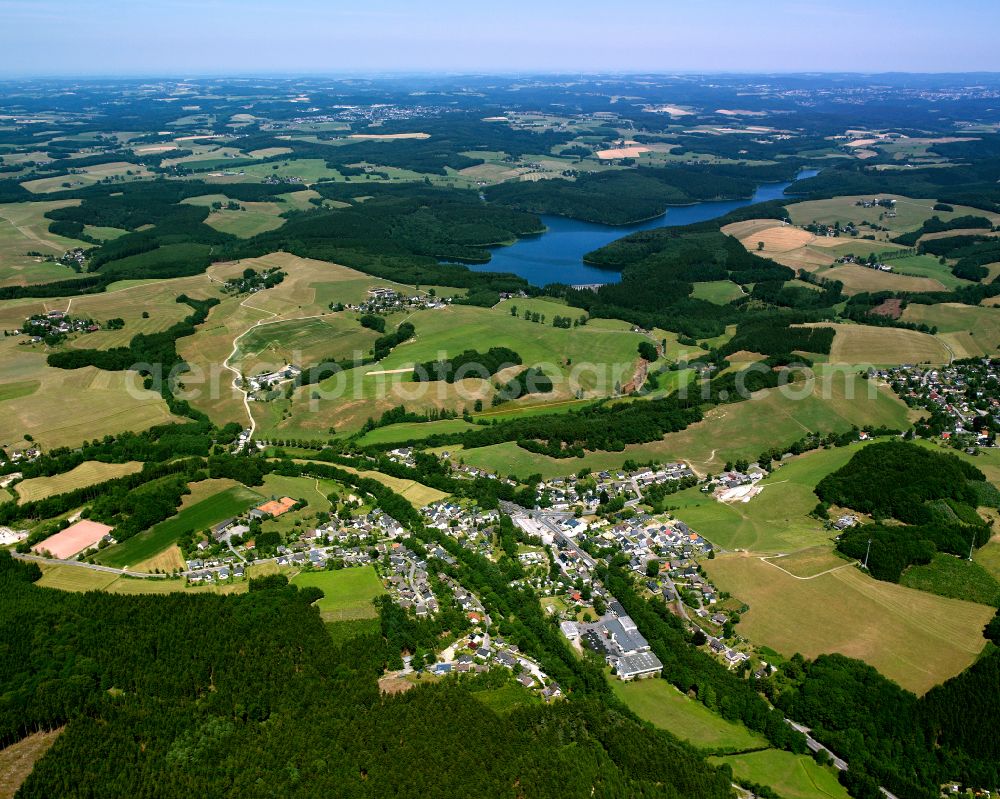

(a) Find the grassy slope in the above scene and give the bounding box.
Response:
[356,418,478,446]
[902,302,1000,360]
[711,749,850,799]
[457,370,909,481]
[97,484,264,569]
[291,566,386,621]
[690,281,745,304]
[15,461,143,503]
[611,677,767,751]
[669,444,860,553]
[704,554,992,695]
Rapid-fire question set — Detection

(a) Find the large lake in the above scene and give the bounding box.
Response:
[471,170,819,287]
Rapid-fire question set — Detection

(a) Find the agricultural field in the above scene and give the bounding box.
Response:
[132,544,186,574]
[711,749,850,799]
[20,162,154,194]
[645,366,910,474]
[669,444,861,553]
[901,302,1000,359]
[704,553,993,694]
[176,477,245,510]
[886,253,971,290]
[330,463,450,508]
[811,322,952,365]
[974,534,1000,581]
[815,263,945,294]
[456,374,909,482]
[96,483,264,569]
[763,546,851,579]
[356,418,478,447]
[178,253,417,425]
[0,200,91,287]
[180,194,288,238]
[291,565,387,621]
[611,677,767,751]
[235,314,380,375]
[14,460,143,503]
[786,194,995,238]
[374,301,645,380]
[0,269,214,339]
[722,215,966,294]
[0,342,181,451]
[207,158,342,185]
[35,563,120,592]
[690,281,745,304]
[722,217,925,288]
[103,575,248,595]
[255,299,646,440]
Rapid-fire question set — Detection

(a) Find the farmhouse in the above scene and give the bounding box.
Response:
[32,520,114,559]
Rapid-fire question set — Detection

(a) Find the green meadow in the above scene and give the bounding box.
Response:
[98,484,263,569]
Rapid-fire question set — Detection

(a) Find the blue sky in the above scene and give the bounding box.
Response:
[1,0,998,76]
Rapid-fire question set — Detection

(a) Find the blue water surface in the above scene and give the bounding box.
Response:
[470,170,819,287]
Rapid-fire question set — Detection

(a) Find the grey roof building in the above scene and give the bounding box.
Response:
[615,651,663,681]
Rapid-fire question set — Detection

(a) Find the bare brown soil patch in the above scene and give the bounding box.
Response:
[0,728,63,799]
[871,298,903,319]
[378,676,415,695]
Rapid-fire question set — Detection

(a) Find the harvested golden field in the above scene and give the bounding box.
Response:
[0,341,181,450]
[306,461,449,508]
[722,217,928,286]
[818,264,945,293]
[705,552,993,695]
[133,544,186,573]
[740,224,815,253]
[15,460,143,503]
[810,322,951,365]
[347,132,430,140]
[721,218,787,239]
[595,146,650,159]
[901,302,1000,360]
[36,564,119,592]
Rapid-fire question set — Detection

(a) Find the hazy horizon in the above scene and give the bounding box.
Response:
[2,0,998,77]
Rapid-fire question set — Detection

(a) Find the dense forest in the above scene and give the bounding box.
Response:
[815,442,994,581]
[769,648,1000,798]
[413,346,522,382]
[484,163,799,225]
[0,549,735,799]
[558,225,801,338]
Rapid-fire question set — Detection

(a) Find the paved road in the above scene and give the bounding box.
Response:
[659,570,691,622]
[785,719,900,799]
[14,552,158,579]
[786,720,848,771]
